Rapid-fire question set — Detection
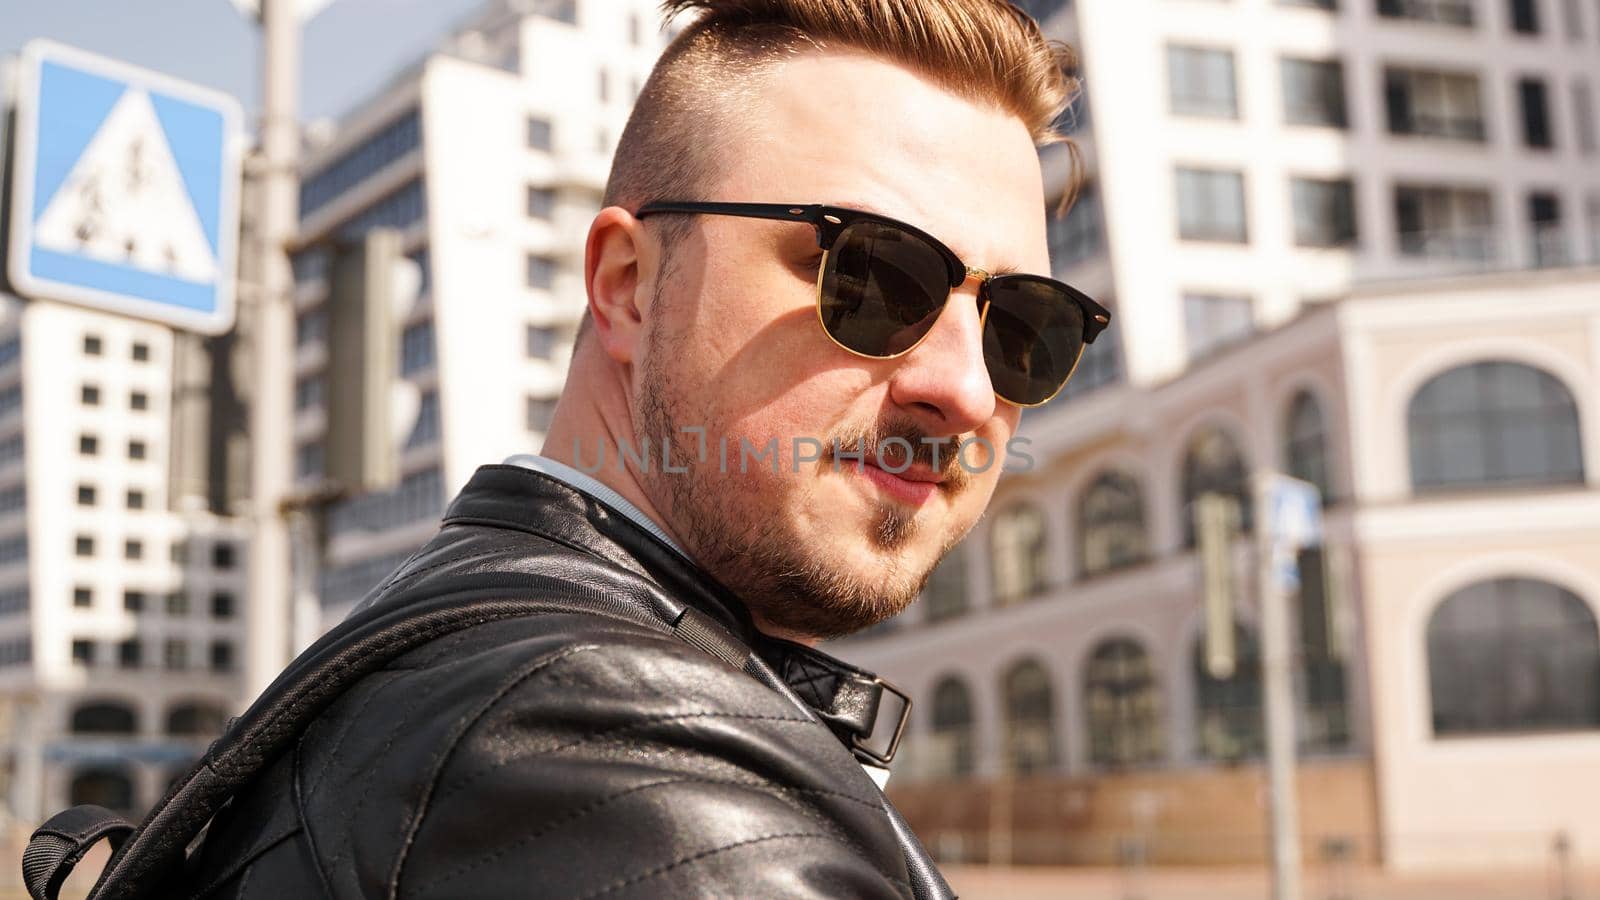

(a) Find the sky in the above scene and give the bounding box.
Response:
[0,0,489,123]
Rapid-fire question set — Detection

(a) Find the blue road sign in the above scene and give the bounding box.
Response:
[1264,474,1323,590]
[6,41,242,334]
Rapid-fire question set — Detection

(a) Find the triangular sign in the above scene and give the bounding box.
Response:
[33,88,218,284]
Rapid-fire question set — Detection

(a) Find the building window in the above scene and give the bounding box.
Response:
[69,769,134,814]
[1291,177,1358,247]
[628,11,642,44]
[922,544,969,623]
[407,389,441,449]
[1047,184,1103,273]
[400,321,436,375]
[526,115,554,151]
[597,68,610,103]
[526,254,557,290]
[81,384,100,406]
[124,488,144,511]
[118,639,142,669]
[71,702,136,734]
[1194,624,1264,760]
[335,178,426,241]
[1085,638,1166,768]
[128,391,148,412]
[1574,80,1597,154]
[72,639,94,666]
[210,641,235,673]
[296,442,325,480]
[1409,361,1583,491]
[1376,0,1476,24]
[1281,0,1337,9]
[1281,58,1348,127]
[128,440,147,461]
[1078,471,1149,578]
[1059,321,1125,400]
[213,543,237,570]
[1176,168,1248,243]
[1519,77,1555,148]
[170,542,187,565]
[526,324,560,360]
[77,484,96,507]
[1001,658,1060,774]
[75,535,94,557]
[1183,293,1254,359]
[928,676,975,778]
[1563,0,1584,35]
[167,702,228,735]
[526,395,559,432]
[73,587,92,608]
[1284,390,1333,501]
[164,639,188,671]
[299,108,423,218]
[166,592,190,616]
[296,309,328,347]
[1181,426,1253,546]
[1510,0,1541,31]
[131,342,150,362]
[1385,68,1486,140]
[1529,191,1566,266]
[991,503,1050,604]
[1394,184,1495,260]
[1167,45,1239,119]
[123,591,145,613]
[212,592,235,619]
[83,335,102,356]
[125,539,143,561]
[1429,578,1598,735]
[526,185,556,220]
[293,375,323,412]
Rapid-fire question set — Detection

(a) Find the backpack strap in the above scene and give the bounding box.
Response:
[21,805,135,900]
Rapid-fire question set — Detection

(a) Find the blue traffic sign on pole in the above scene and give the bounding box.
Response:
[5,40,243,334]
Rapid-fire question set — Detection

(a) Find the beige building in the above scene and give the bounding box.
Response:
[840,269,1600,871]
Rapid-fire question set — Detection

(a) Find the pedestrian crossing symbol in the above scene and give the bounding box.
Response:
[6,41,242,334]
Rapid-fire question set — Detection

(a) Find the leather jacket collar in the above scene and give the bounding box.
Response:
[444,464,912,766]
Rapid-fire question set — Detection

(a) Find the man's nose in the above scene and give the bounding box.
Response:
[885,280,997,435]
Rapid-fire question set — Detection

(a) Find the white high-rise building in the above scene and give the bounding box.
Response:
[836,0,1600,874]
[286,0,671,626]
[0,298,249,823]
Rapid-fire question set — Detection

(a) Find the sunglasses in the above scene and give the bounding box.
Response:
[633,201,1112,407]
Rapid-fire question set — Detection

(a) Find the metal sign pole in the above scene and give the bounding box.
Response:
[243,0,298,700]
[1255,471,1307,900]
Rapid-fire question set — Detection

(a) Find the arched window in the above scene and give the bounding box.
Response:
[991,503,1050,605]
[1192,624,1263,761]
[922,544,969,624]
[928,676,975,778]
[1084,637,1165,767]
[1001,658,1059,774]
[70,767,135,813]
[70,701,137,735]
[1181,426,1252,547]
[1283,390,1332,502]
[1078,471,1149,577]
[1408,361,1584,492]
[166,701,229,736]
[1427,577,1600,736]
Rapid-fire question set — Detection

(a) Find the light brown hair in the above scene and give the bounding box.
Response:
[585,0,1081,337]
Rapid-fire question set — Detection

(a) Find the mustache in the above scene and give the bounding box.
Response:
[825,419,978,491]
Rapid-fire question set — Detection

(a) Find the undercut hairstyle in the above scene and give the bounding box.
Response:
[579,0,1082,342]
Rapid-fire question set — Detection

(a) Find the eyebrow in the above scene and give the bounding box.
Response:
[824,199,1023,277]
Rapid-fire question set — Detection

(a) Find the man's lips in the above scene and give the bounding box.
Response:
[851,459,942,505]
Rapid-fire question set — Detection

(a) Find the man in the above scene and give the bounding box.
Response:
[184,1,1103,896]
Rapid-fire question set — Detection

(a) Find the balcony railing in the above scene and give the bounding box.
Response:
[1396,225,1498,263]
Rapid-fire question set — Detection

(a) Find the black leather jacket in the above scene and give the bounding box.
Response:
[181,464,949,899]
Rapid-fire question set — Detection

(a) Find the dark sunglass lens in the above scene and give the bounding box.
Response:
[819,221,951,357]
[982,278,1087,406]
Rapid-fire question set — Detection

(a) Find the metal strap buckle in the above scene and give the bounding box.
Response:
[849,676,912,767]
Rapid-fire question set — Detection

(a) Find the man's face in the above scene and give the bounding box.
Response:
[634,51,1049,640]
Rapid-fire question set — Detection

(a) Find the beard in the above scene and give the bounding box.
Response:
[633,295,970,640]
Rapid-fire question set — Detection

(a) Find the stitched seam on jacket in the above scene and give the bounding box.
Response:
[432,709,813,806]
[304,669,406,802]
[292,737,338,900]
[376,539,537,594]
[387,640,605,900]
[318,653,459,875]
[574,832,846,900]
[409,776,898,896]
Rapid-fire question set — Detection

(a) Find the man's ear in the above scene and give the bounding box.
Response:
[585,206,651,366]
